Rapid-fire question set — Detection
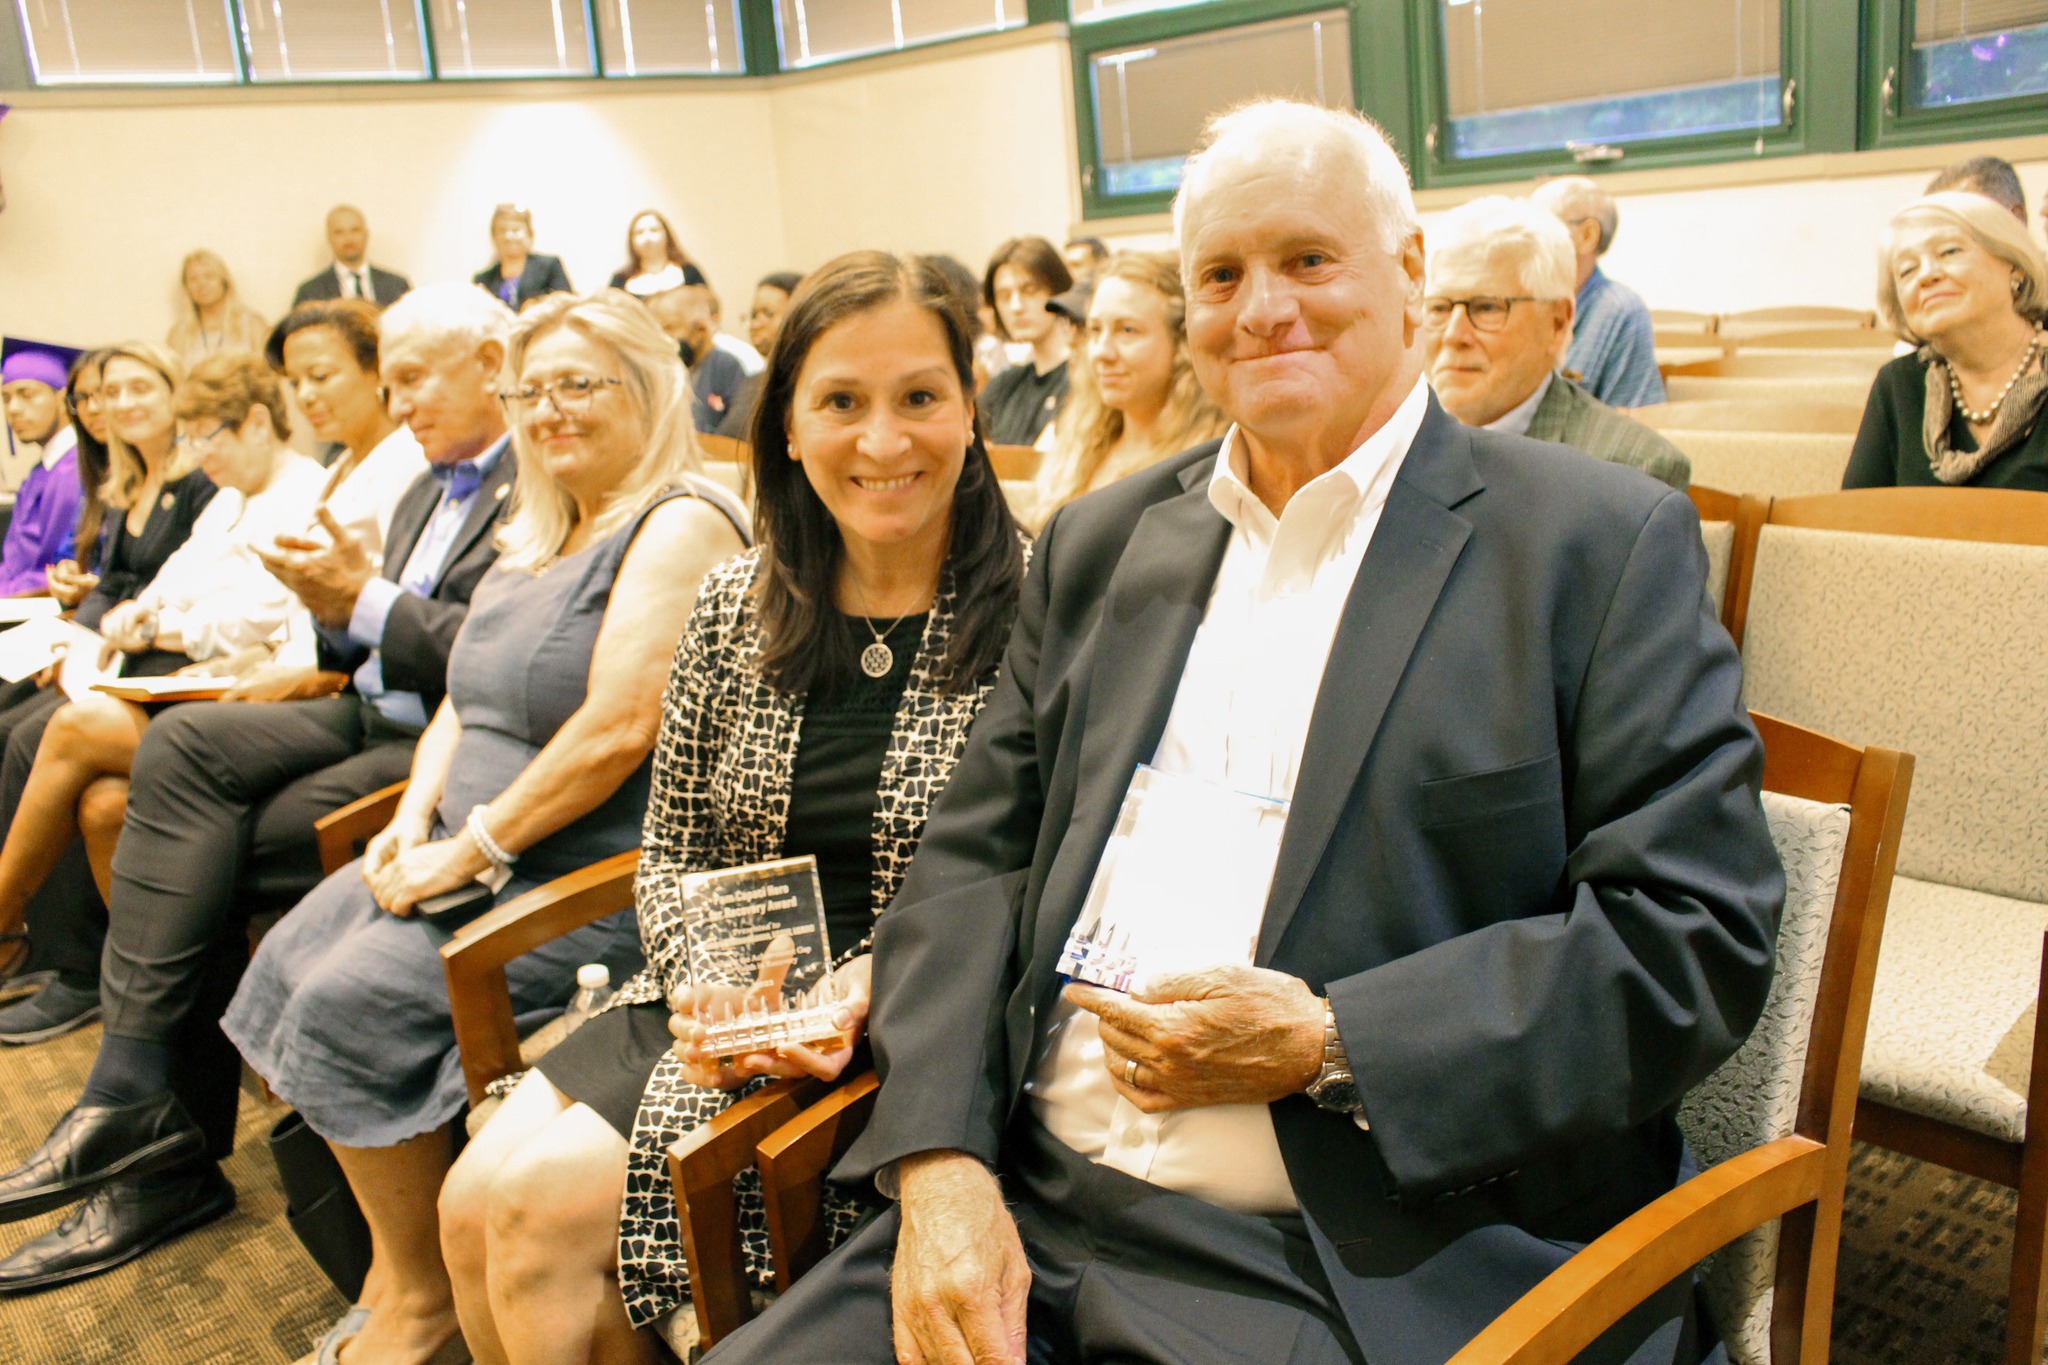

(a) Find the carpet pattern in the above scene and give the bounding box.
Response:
[0,1022,345,1365]
[0,1021,2036,1363]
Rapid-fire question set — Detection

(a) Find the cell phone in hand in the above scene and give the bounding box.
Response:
[415,880,497,920]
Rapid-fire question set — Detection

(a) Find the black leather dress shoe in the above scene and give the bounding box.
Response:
[0,1158,233,1293]
[0,1092,206,1223]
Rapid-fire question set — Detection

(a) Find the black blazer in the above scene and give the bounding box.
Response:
[317,449,516,714]
[472,255,573,311]
[291,264,412,309]
[844,400,1784,1365]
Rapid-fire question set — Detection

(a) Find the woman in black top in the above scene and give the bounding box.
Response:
[978,235,1075,446]
[437,252,1028,1361]
[473,203,574,313]
[1845,190,2048,491]
[0,341,213,988]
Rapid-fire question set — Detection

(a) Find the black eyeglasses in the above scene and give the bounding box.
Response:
[498,375,623,418]
[1420,295,1543,334]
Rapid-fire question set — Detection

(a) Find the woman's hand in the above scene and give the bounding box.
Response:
[97,602,153,656]
[182,645,271,682]
[668,950,872,1090]
[361,813,431,887]
[45,561,97,608]
[365,828,491,917]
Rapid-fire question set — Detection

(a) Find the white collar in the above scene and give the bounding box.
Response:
[1206,375,1430,535]
[1482,371,1554,438]
[37,426,76,472]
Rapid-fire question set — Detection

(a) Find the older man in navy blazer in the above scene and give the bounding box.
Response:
[708,99,1782,1365]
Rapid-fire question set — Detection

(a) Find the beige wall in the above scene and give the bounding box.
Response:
[1099,161,2048,317]
[1,22,2043,350]
[0,29,1077,350]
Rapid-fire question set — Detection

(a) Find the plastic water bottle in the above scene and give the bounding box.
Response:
[560,963,614,1035]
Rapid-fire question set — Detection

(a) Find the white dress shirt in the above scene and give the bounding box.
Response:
[272,425,428,669]
[137,455,331,661]
[1027,377,1430,1216]
[333,263,372,300]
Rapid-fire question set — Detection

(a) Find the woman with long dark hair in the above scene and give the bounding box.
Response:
[437,251,1028,1363]
[608,210,702,299]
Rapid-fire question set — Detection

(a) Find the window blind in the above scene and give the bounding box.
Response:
[16,0,240,84]
[240,0,428,81]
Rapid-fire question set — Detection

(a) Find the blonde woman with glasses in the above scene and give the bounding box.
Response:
[219,291,747,1365]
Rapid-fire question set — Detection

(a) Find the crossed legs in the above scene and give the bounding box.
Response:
[0,693,148,937]
[439,1072,654,1365]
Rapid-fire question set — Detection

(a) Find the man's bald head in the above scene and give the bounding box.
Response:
[326,205,370,269]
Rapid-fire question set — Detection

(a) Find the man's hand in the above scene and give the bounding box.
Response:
[1066,964,1324,1114]
[256,508,376,630]
[221,665,351,703]
[892,1151,1029,1365]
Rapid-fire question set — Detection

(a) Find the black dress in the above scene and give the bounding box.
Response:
[536,612,926,1135]
[74,468,219,631]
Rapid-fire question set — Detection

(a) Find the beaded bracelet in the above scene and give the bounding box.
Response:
[466,804,518,870]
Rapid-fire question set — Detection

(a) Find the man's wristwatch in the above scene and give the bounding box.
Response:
[1305,1000,1363,1115]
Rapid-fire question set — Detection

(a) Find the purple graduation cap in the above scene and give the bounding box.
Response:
[0,337,85,393]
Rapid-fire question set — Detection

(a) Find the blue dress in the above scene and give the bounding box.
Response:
[223,482,747,1147]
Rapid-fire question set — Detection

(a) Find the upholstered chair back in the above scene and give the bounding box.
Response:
[1741,526,2048,905]
[1677,790,1853,1365]
[1662,431,1854,500]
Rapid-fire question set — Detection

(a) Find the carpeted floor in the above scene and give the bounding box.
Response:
[0,1021,2036,1363]
[0,1022,345,1365]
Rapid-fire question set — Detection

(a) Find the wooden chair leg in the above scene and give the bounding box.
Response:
[2004,936,2048,1365]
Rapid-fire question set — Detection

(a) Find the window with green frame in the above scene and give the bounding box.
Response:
[9,0,747,84]
[1070,0,1360,217]
[1862,0,2048,146]
[1408,0,1862,186]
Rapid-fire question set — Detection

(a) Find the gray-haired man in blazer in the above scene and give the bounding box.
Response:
[710,98,1782,1365]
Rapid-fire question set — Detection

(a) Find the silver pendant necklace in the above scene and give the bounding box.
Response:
[857,610,911,679]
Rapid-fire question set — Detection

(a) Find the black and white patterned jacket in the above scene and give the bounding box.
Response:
[611,541,1026,1011]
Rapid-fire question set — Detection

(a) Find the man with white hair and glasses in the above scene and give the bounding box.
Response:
[1425,195,1689,489]
[1531,175,1666,409]
[0,284,519,1292]
[707,100,1778,1365]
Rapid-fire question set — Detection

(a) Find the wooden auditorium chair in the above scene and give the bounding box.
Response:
[1631,400,1864,436]
[668,714,1909,1365]
[1686,486,1767,643]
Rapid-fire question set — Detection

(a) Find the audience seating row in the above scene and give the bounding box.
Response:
[298,475,2032,1363]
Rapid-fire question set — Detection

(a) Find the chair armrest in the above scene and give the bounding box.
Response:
[1447,1135,1828,1365]
[757,1070,880,1291]
[670,1077,828,1347]
[440,848,639,1105]
[313,781,407,878]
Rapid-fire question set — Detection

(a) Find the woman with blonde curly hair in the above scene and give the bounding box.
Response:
[1027,250,1227,529]
[1846,190,2048,490]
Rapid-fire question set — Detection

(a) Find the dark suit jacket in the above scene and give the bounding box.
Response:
[472,255,573,311]
[291,264,411,309]
[317,450,516,713]
[843,399,1783,1365]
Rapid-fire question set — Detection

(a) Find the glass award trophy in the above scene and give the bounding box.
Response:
[1057,765,1290,993]
[680,855,850,1057]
